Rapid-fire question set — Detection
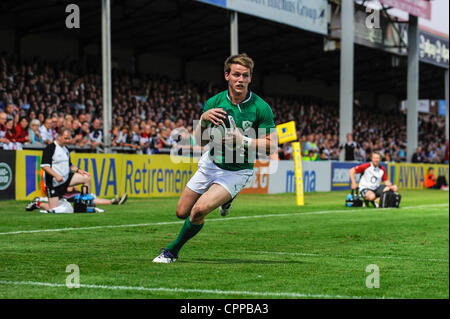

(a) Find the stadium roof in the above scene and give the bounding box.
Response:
[0,0,446,100]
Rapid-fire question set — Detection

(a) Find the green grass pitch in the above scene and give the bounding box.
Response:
[0,190,448,299]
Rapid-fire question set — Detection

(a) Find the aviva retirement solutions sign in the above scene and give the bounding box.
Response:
[197,0,328,35]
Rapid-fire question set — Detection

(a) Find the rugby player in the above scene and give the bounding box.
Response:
[26,186,128,212]
[349,152,398,206]
[153,53,278,263]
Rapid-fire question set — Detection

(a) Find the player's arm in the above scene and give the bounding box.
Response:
[69,156,90,177]
[230,101,278,156]
[349,163,369,190]
[41,166,64,183]
[69,165,89,176]
[381,167,394,189]
[349,168,358,190]
[41,144,63,183]
[232,128,278,155]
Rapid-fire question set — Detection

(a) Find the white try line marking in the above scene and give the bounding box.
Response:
[0,203,448,236]
[239,250,449,264]
[0,280,394,299]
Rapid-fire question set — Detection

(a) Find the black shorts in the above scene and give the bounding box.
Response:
[360,185,385,198]
[45,172,74,199]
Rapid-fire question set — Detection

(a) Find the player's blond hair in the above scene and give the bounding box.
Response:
[224,53,254,75]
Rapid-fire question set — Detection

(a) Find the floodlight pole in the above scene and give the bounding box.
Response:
[339,0,355,161]
[102,0,112,153]
[406,15,419,162]
[230,11,239,55]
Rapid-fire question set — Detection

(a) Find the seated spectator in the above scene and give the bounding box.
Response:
[445,140,449,164]
[39,118,56,144]
[383,152,394,163]
[130,124,141,150]
[89,118,103,149]
[425,168,449,190]
[118,125,140,150]
[140,124,156,154]
[3,118,22,150]
[111,126,121,147]
[0,111,7,148]
[340,133,360,161]
[412,146,426,163]
[28,119,43,144]
[157,127,175,151]
[77,121,91,147]
[14,116,30,144]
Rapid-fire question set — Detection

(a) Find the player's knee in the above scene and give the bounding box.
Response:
[365,193,375,201]
[175,206,189,220]
[191,204,207,221]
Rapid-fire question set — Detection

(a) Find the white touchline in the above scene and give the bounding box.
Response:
[0,280,395,299]
[239,250,449,263]
[0,203,448,236]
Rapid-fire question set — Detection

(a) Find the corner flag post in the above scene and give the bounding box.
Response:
[276,121,304,206]
[292,142,305,206]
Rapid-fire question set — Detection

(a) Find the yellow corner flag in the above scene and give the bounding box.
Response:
[292,142,304,206]
[276,121,297,144]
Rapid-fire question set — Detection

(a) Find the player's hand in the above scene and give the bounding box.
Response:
[222,120,244,146]
[78,169,90,177]
[201,108,227,126]
[351,181,358,190]
[55,174,64,183]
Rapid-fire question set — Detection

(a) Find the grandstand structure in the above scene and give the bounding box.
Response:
[0,0,448,161]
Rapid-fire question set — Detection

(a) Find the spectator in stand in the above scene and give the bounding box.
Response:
[130,123,141,150]
[89,118,103,149]
[4,104,16,121]
[157,127,175,151]
[111,126,121,147]
[340,133,360,161]
[77,121,91,147]
[140,124,155,154]
[3,118,21,150]
[29,119,43,144]
[14,116,30,145]
[445,140,449,164]
[304,134,319,160]
[383,152,394,163]
[0,111,7,147]
[0,55,446,158]
[39,118,55,144]
[412,146,426,163]
[118,125,140,150]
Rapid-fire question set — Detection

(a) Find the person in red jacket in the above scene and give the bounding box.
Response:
[3,118,21,150]
[14,116,30,144]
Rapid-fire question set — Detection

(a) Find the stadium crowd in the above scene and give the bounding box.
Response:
[0,54,448,164]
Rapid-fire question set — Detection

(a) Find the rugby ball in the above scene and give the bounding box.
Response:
[210,113,235,143]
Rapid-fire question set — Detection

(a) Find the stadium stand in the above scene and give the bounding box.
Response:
[0,53,448,163]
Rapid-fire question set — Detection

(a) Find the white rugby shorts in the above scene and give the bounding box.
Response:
[186,153,254,198]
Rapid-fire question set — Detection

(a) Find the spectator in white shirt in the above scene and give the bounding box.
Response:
[39,118,55,144]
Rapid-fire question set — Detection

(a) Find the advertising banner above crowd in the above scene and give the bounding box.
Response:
[196,0,328,35]
[379,0,431,20]
[329,2,449,69]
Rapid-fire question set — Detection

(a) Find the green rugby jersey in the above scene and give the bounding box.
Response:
[203,90,275,171]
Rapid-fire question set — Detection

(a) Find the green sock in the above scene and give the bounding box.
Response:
[167,218,204,256]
